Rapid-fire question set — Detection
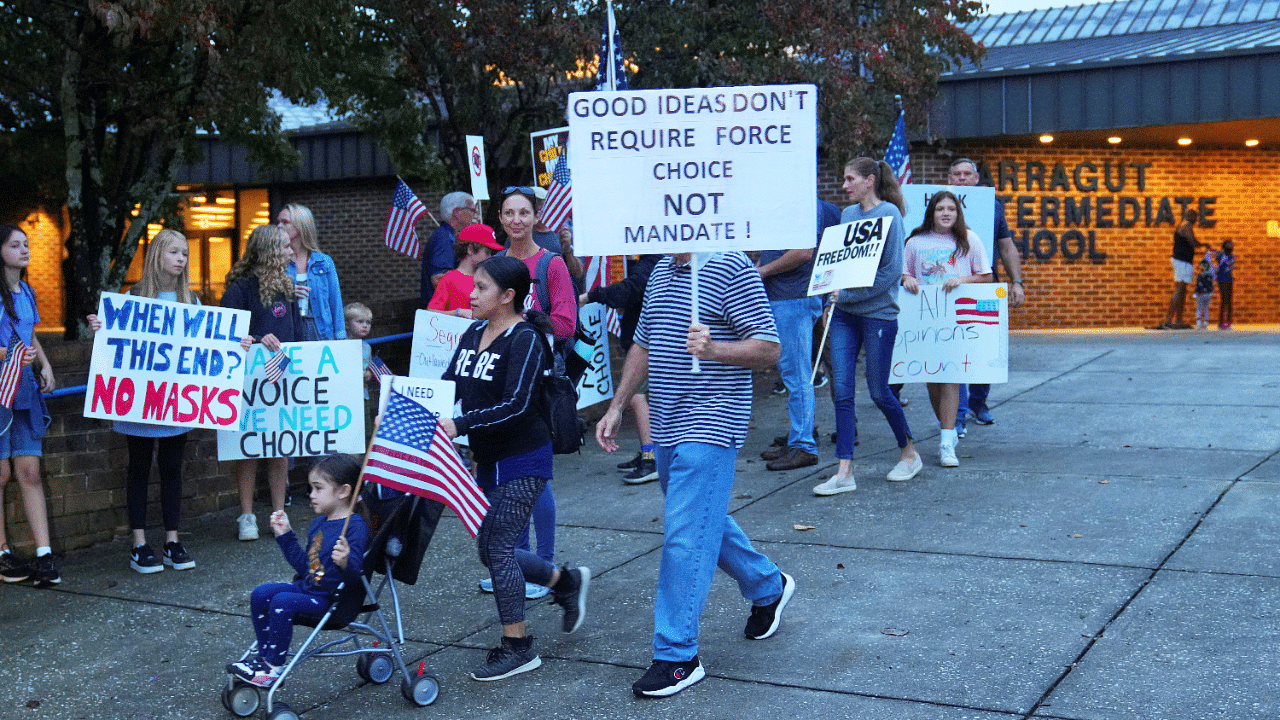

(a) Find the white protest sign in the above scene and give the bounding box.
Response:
[84,293,251,430]
[901,185,996,262]
[409,309,475,380]
[807,217,892,295]
[217,341,365,460]
[376,375,455,420]
[575,303,613,408]
[890,283,1008,384]
[568,84,817,255]
[465,135,490,201]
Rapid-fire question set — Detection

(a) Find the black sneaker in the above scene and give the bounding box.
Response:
[616,452,643,471]
[552,566,590,633]
[622,458,658,485]
[744,572,795,640]
[130,544,164,574]
[812,371,829,389]
[227,655,282,688]
[771,380,787,394]
[470,636,541,681]
[632,657,705,697]
[163,541,196,570]
[30,554,60,587]
[0,552,30,583]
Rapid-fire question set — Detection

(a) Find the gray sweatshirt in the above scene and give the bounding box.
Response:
[834,200,906,321]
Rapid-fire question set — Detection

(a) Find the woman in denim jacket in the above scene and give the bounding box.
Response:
[278,203,346,341]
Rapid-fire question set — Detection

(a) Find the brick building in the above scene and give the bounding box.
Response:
[6,0,1278,553]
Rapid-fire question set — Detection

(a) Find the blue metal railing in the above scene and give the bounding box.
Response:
[43,332,414,401]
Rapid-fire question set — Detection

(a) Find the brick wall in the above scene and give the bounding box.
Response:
[820,146,1279,329]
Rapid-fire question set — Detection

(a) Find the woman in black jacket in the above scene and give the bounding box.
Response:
[440,255,590,682]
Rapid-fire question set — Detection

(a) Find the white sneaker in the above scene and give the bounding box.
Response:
[813,474,857,496]
[939,442,959,467]
[237,513,259,541]
[886,456,923,482]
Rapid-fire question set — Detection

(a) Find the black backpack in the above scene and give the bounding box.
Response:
[535,332,586,454]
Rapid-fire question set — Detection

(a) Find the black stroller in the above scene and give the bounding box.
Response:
[221,489,446,719]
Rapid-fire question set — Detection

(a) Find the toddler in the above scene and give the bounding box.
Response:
[1214,240,1235,329]
[226,454,368,688]
[1193,259,1215,330]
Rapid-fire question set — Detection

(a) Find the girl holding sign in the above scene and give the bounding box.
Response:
[817,159,922,496]
[901,191,992,468]
[222,224,298,541]
[439,255,590,682]
[87,230,252,573]
[0,225,57,586]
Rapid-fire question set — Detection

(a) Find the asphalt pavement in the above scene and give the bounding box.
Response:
[2,327,1277,720]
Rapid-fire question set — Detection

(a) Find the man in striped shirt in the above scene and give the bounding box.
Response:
[596,251,797,698]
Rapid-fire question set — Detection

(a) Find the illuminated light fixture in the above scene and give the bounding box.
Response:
[1245,139,1259,147]
[1107,136,1122,144]
[193,196,207,203]
[1177,137,1193,146]
[215,197,235,205]
[1038,134,1053,144]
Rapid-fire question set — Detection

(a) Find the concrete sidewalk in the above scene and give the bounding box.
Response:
[2,329,1277,720]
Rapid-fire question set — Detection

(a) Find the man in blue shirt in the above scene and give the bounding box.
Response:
[419,191,477,307]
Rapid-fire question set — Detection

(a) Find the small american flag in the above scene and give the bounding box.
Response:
[264,350,292,383]
[0,329,28,408]
[884,109,912,186]
[539,160,573,232]
[384,179,428,259]
[369,355,393,384]
[364,390,489,538]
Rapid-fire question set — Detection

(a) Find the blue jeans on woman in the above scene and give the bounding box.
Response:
[652,442,783,661]
[828,309,913,459]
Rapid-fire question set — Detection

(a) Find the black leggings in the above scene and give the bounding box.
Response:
[477,474,557,625]
[126,434,187,532]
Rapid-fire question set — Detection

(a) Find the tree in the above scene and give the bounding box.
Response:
[612,0,986,160]
[0,0,427,338]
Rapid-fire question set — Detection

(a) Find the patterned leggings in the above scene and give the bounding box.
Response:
[249,582,329,665]
[477,475,557,625]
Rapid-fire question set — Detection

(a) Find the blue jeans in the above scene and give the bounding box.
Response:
[653,443,783,661]
[829,309,913,459]
[957,384,990,424]
[770,297,824,454]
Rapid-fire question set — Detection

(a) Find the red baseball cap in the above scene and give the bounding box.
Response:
[458,223,503,251]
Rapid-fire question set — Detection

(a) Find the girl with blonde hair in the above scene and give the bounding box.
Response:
[277,204,345,341]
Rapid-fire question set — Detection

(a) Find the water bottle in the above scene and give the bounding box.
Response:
[295,272,310,317]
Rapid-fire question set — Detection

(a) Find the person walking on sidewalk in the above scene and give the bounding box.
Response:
[815,158,923,496]
[597,251,796,699]
[757,199,840,472]
[440,255,590,682]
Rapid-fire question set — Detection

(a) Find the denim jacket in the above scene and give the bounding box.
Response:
[288,251,346,340]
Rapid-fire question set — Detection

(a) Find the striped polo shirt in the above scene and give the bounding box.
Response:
[634,252,779,449]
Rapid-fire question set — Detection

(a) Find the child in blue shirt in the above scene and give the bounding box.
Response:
[1193,259,1215,330]
[227,454,368,688]
[1214,240,1235,329]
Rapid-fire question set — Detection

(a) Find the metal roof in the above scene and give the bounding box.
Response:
[952,0,1280,75]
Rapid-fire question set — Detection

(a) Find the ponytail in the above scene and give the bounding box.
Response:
[845,157,906,215]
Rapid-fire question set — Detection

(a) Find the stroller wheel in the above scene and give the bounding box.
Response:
[223,682,260,718]
[356,653,394,684]
[266,702,299,720]
[403,674,439,707]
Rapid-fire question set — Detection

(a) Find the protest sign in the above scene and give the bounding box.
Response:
[84,293,251,430]
[900,185,996,262]
[217,341,365,460]
[409,310,475,380]
[890,283,1008,384]
[465,135,490,201]
[575,303,613,408]
[376,375,456,421]
[568,84,817,255]
[531,127,570,190]
[807,217,892,295]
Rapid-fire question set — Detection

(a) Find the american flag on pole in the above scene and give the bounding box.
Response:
[583,256,621,336]
[263,350,292,383]
[364,390,489,538]
[384,178,428,259]
[539,160,573,232]
[0,329,28,408]
[595,0,628,91]
[369,355,393,385]
[884,109,912,185]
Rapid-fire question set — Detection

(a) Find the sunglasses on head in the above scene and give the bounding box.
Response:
[502,186,537,195]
